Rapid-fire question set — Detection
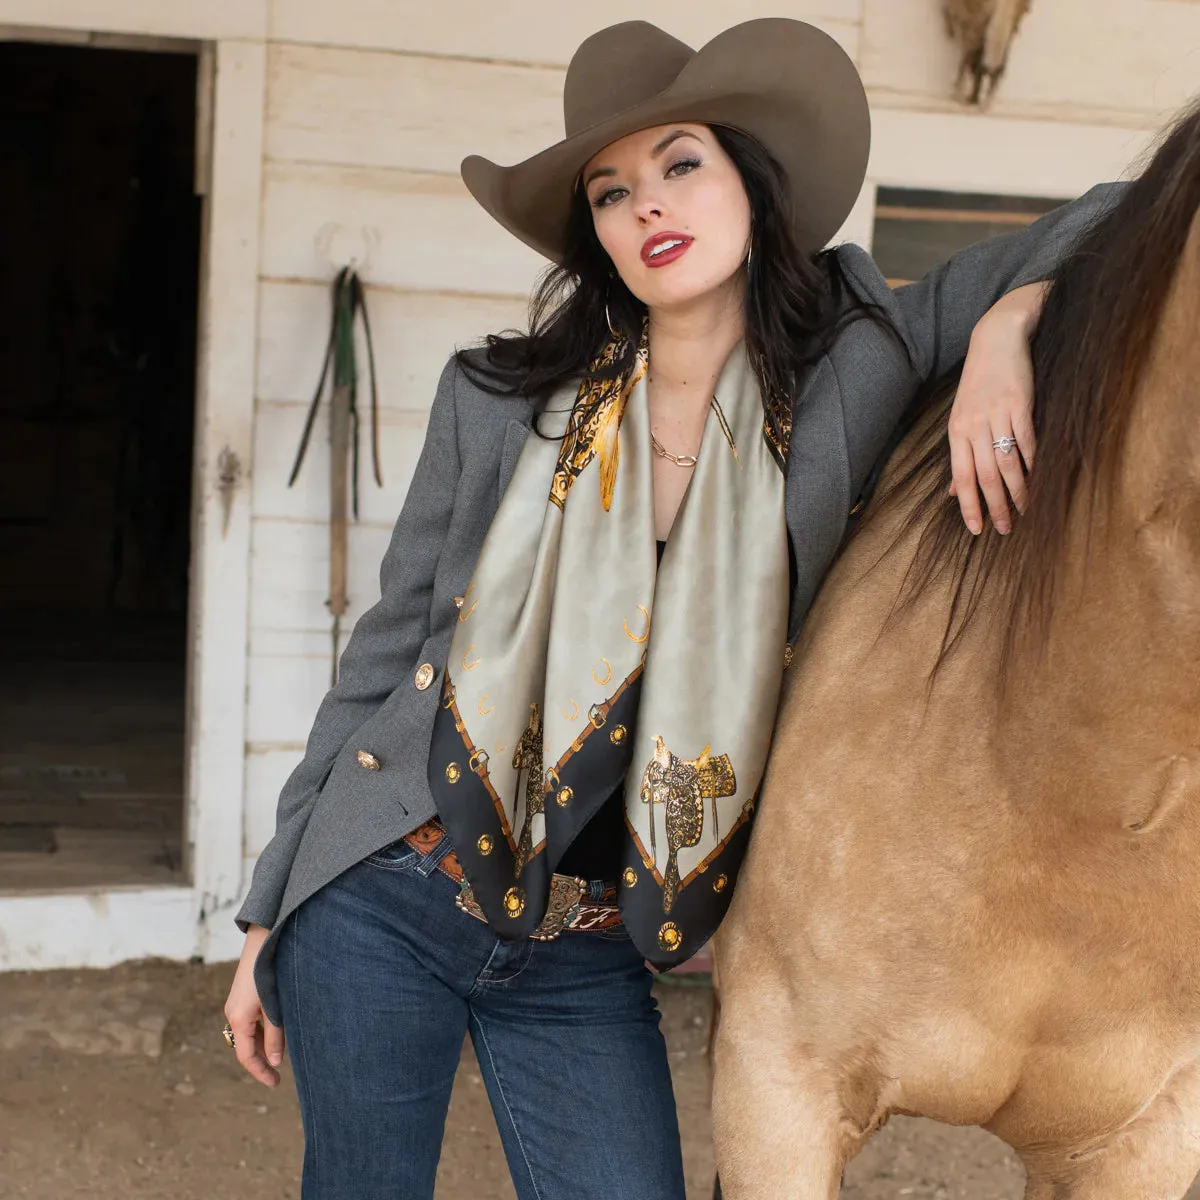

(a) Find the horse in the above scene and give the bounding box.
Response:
[711,101,1200,1200]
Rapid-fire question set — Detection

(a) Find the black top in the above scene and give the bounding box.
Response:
[556,539,666,881]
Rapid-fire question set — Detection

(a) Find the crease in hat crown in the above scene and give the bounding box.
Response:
[564,21,695,137]
[460,18,872,264]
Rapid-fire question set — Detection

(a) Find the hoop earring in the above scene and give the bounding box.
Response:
[604,299,621,341]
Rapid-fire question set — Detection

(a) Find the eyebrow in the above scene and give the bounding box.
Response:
[582,129,703,190]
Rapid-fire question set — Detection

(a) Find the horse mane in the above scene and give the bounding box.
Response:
[865,97,1200,680]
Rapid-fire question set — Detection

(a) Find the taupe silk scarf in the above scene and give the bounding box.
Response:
[427,330,790,967]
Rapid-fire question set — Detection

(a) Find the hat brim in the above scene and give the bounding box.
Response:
[461,18,870,264]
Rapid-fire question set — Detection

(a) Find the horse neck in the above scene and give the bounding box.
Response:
[1001,212,1200,814]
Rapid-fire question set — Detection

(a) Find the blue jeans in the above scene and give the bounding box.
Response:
[274,835,686,1200]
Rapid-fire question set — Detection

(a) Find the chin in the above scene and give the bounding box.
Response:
[641,274,739,314]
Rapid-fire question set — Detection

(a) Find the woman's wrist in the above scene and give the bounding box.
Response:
[974,281,1049,343]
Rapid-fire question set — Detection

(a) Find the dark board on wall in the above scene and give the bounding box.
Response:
[873,186,1066,287]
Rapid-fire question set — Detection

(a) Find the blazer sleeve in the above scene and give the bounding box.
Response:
[234,354,463,932]
[842,182,1125,385]
[832,181,1126,505]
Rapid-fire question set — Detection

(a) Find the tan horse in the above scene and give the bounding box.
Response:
[713,104,1200,1200]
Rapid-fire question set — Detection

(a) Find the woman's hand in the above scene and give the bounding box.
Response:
[224,925,285,1087]
[947,281,1048,535]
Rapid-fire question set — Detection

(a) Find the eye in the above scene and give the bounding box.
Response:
[592,185,627,209]
[666,157,702,178]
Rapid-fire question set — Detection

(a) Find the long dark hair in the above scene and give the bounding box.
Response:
[871,98,1200,678]
[456,125,893,448]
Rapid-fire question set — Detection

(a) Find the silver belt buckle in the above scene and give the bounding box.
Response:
[529,874,588,942]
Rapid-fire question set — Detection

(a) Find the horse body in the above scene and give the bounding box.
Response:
[712,179,1200,1195]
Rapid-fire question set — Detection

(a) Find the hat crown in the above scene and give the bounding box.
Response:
[564,21,695,138]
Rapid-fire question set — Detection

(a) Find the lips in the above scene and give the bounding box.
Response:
[641,232,694,268]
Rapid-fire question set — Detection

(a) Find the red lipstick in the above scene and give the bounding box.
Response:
[641,232,694,268]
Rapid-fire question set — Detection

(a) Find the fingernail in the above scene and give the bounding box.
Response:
[968,520,982,536]
[997,522,1011,535]
[268,1053,282,1066]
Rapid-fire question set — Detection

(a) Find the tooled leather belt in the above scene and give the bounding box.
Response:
[402,818,622,942]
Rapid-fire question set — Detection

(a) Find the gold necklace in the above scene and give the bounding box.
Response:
[650,431,698,468]
[649,394,714,469]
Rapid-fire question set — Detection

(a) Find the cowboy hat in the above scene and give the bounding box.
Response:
[460,18,870,264]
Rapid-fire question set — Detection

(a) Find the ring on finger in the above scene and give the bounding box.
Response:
[222,1022,236,1049]
[992,434,1018,455]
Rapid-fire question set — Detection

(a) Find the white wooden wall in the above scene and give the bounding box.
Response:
[4,0,1199,965]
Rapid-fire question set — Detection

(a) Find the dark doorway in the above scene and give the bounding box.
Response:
[0,41,201,890]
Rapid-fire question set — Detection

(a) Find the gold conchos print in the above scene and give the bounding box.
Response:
[624,604,651,644]
[658,922,683,952]
[622,866,638,888]
[478,834,494,855]
[556,786,573,807]
[713,873,729,893]
[445,762,462,784]
[610,725,628,745]
[504,887,525,918]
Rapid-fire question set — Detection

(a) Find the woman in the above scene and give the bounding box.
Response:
[224,18,1119,1200]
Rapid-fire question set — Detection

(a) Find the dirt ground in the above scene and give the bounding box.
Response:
[2,961,1197,1200]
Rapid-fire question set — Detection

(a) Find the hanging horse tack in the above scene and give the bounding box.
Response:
[286,265,383,685]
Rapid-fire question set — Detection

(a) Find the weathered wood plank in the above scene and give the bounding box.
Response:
[243,749,304,858]
[257,281,525,407]
[269,1,860,63]
[0,0,266,40]
[266,43,563,174]
[248,518,394,637]
[246,652,342,746]
[862,0,1199,123]
[188,39,266,924]
[251,401,428,525]
[868,106,1154,199]
[261,162,546,292]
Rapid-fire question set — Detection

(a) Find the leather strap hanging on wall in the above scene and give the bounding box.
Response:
[287,267,382,684]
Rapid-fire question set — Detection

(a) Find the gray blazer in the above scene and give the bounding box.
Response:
[239,185,1120,1024]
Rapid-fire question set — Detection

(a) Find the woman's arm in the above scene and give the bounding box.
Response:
[888,182,1123,383]
[834,182,1124,534]
[233,354,463,933]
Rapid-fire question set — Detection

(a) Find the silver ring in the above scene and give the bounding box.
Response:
[992,435,1017,455]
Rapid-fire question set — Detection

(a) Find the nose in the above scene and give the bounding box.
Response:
[631,184,665,225]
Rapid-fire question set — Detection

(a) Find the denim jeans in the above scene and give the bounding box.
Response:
[274,834,687,1200]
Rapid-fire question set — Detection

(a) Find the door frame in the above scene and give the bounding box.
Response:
[0,6,265,969]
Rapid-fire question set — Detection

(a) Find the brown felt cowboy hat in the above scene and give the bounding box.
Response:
[461,18,871,264]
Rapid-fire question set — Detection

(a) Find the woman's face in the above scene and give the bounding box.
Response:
[582,123,751,317]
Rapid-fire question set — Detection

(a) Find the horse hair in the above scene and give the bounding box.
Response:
[863,96,1200,682]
